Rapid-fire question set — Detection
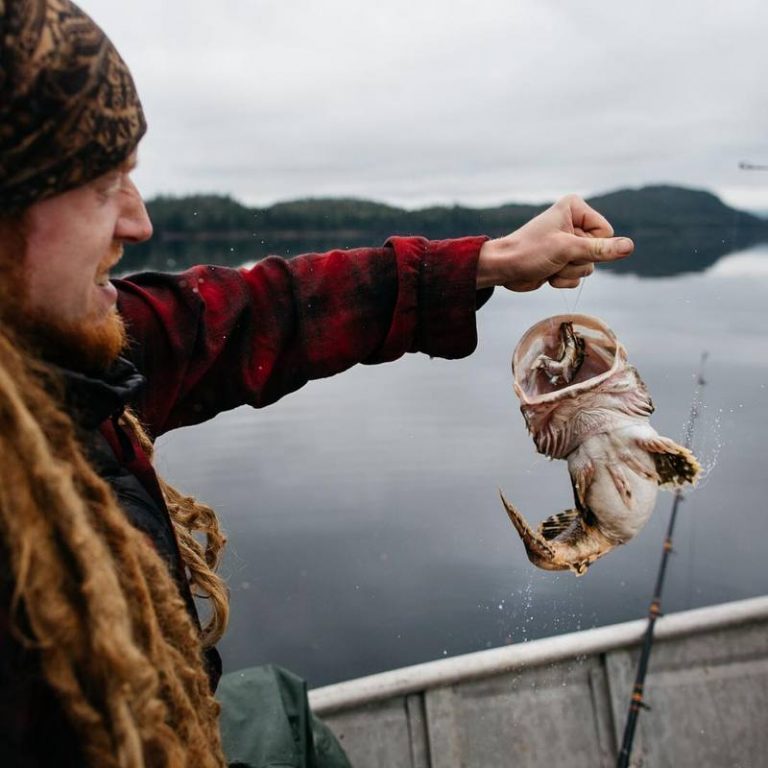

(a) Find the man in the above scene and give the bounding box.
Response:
[0,0,633,765]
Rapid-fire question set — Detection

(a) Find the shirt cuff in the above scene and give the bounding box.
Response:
[386,235,493,359]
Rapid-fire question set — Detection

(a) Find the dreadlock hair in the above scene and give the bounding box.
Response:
[122,409,230,650]
[0,218,230,767]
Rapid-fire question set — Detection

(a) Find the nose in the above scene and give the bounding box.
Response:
[115,178,154,243]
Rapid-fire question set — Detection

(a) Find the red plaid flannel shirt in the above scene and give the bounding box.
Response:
[117,236,491,436]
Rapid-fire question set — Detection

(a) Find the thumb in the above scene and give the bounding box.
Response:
[576,235,634,263]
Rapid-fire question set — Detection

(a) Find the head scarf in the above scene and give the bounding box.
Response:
[0,0,146,211]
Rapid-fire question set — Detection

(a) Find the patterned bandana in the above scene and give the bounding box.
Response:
[0,0,146,211]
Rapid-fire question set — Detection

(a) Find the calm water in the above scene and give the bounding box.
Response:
[155,244,768,688]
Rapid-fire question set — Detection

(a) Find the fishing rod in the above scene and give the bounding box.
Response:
[738,161,768,171]
[615,352,708,768]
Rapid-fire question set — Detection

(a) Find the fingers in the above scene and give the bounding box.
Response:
[548,261,594,290]
[548,275,581,289]
[567,233,634,263]
[554,262,594,280]
[562,195,614,238]
[503,278,546,293]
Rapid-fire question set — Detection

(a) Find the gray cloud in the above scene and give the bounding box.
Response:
[81,0,768,210]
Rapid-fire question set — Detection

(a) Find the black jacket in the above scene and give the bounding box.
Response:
[0,359,220,766]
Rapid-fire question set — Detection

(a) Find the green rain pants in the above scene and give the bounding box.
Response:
[217,665,352,768]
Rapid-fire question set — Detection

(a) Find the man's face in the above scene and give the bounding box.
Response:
[17,153,152,371]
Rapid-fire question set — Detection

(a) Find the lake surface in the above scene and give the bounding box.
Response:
[154,244,768,688]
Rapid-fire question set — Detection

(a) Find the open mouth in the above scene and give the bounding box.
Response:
[95,246,124,287]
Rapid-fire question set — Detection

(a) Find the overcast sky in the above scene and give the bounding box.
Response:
[81,0,768,212]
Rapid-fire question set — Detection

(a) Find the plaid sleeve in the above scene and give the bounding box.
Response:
[115,236,492,437]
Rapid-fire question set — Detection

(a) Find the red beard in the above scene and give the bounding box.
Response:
[22,306,127,373]
[0,227,127,374]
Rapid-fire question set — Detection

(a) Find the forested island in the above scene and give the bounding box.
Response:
[121,185,768,277]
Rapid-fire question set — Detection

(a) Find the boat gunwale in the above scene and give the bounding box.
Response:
[308,595,768,715]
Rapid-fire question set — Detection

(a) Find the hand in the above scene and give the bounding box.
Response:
[476,194,634,291]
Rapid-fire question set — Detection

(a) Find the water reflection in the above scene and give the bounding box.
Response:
[707,244,768,277]
[155,246,768,687]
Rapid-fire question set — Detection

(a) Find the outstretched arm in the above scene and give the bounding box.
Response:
[116,236,489,437]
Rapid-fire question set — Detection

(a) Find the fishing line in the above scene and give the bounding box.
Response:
[559,277,587,315]
[571,275,586,313]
